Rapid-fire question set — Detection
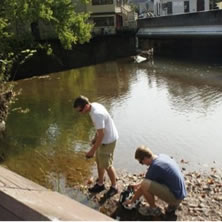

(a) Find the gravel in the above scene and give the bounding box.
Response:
[76,164,222,221]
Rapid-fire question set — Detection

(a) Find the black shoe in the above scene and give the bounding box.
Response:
[106,186,118,197]
[88,184,105,193]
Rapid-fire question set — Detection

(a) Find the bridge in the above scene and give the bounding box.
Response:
[136,10,222,57]
[137,9,222,38]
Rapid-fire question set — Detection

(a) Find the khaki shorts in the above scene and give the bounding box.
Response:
[96,141,116,169]
[143,179,182,206]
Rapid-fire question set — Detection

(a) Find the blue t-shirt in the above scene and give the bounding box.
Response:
[145,154,187,200]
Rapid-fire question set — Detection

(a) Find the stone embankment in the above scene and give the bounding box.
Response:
[77,163,222,221]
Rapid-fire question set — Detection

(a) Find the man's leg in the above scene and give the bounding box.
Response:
[105,165,118,196]
[106,166,117,187]
[143,179,181,208]
[97,164,105,185]
[104,142,118,196]
[141,179,156,207]
[138,179,162,216]
[100,142,117,187]
[88,147,105,193]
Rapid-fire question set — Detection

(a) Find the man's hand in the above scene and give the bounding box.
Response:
[130,183,141,191]
[86,149,95,159]
[123,198,133,206]
[86,129,104,159]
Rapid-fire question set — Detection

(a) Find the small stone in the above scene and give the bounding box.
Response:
[87,177,94,185]
[198,203,205,208]
[189,203,199,208]
[203,186,211,191]
[215,196,222,201]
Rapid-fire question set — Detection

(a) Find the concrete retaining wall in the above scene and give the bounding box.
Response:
[14,33,136,80]
[0,166,113,221]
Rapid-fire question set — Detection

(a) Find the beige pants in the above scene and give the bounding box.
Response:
[96,141,116,169]
[142,179,182,206]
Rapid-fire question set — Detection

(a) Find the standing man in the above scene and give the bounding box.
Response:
[124,145,187,216]
[73,95,119,197]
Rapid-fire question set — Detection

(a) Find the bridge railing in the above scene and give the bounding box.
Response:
[137,9,222,28]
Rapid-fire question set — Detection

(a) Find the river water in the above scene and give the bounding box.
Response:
[1,56,222,201]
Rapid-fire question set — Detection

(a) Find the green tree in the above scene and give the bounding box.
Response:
[1,0,92,49]
[0,0,93,79]
[0,0,93,124]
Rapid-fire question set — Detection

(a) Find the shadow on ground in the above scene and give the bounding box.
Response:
[111,204,178,221]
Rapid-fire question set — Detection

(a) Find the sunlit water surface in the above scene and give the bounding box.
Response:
[1,57,222,204]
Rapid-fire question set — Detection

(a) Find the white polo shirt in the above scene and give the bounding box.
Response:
[89,102,118,144]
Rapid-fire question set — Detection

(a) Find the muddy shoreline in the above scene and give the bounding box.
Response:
[76,162,222,221]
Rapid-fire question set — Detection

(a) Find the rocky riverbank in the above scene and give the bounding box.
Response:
[76,164,222,221]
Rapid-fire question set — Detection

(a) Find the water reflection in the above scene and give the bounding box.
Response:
[145,62,222,115]
[0,57,222,201]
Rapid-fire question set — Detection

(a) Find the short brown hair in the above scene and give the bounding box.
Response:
[73,95,89,109]
[135,145,153,161]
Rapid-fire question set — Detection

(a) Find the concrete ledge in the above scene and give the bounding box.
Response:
[137,25,222,38]
[0,166,113,221]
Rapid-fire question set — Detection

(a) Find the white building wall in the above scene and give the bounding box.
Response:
[86,0,137,35]
[86,0,131,13]
[172,1,184,14]
[190,0,197,13]
[154,0,210,16]
[205,0,210,10]
[153,0,161,16]
[190,0,210,12]
[86,4,116,14]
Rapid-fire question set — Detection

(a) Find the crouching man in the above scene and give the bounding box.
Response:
[124,145,187,216]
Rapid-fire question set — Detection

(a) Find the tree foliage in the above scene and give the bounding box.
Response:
[0,0,93,80]
[0,0,93,50]
[0,0,93,122]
